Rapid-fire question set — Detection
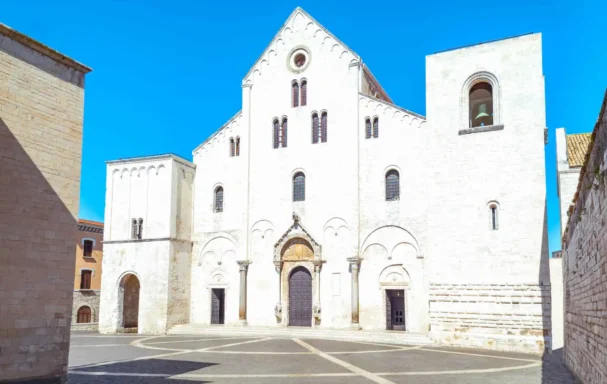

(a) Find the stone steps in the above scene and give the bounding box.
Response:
[168,324,434,346]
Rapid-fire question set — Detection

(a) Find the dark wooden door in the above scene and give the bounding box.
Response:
[211,289,225,324]
[289,267,312,326]
[387,289,405,331]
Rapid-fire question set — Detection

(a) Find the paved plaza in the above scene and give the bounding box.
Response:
[68,331,578,384]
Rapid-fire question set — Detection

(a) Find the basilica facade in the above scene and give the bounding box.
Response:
[99,8,551,353]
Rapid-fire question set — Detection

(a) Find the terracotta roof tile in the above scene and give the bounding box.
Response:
[78,219,104,227]
[566,133,592,167]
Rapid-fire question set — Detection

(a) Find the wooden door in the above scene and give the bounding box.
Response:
[211,288,225,325]
[288,267,312,326]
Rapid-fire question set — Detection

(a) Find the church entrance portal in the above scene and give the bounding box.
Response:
[288,267,312,326]
[121,274,140,329]
[211,288,225,325]
[386,289,405,331]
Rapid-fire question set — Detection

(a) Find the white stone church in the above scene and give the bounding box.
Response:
[99,8,551,353]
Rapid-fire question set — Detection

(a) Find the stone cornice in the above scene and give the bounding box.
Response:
[358,93,426,121]
[103,237,192,245]
[192,111,243,155]
[106,153,196,168]
[0,23,92,74]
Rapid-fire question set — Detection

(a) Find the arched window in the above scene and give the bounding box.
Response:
[365,118,372,139]
[385,170,399,201]
[281,118,288,148]
[131,218,137,239]
[235,137,240,156]
[293,172,305,202]
[320,111,327,143]
[300,80,307,106]
[273,119,280,149]
[229,137,235,157]
[214,187,224,213]
[312,113,319,144]
[469,82,493,127]
[292,81,299,108]
[77,306,92,323]
[489,202,499,230]
[373,117,379,138]
[137,218,143,239]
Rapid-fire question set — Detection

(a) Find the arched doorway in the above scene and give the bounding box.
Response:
[288,267,312,326]
[77,306,92,323]
[120,274,140,328]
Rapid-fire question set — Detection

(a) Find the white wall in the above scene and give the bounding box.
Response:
[555,127,581,236]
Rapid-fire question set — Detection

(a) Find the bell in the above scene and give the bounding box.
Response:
[475,104,490,120]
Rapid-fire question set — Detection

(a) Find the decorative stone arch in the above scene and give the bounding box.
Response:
[361,225,421,260]
[116,272,141,331]
[379,264,412,331]
[460,71,501,129]
[197,233,238,266]
[75,304,95,323]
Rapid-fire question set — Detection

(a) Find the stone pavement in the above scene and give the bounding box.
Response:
[68,331,579,383]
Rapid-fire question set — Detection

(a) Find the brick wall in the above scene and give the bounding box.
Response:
[0,24,90,383]
[562,90,607,384]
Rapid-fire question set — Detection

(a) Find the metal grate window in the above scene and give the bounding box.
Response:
[235,137,240,156]
[365,118,372,139]
[293,172,305,202]
[131,218,137,239]
[273,119,280,148]
[137,218,143,239]
[214,187,224,212]
[490,205,499,230]
[385,170,399,201]
[292,81,299,108]
[83,240,93,257]
[229,137,235,157]
[312,113,319,143]
[281,118,288,147]
[321,112,327,143]
[373,117,379,138]
[301,80,307,106]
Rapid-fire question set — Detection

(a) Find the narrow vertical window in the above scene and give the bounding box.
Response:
[312,113,319,144]
[321,111,327,143]
[365,118,372,139]
[489,203,499,230]
[292,81,299,108]
[301,80,307,106]
[214,187,224,212]
[373,117,379,138]
[80,270,92,290]
[131,218,137,239]
[137,218,143,239]
[281,118,288,148]
[293,172,305,202]
[235,137,240,156]
[273,119,280,149]
[83,240,93,257]
[229,137,235,157]
[385,170,399,201]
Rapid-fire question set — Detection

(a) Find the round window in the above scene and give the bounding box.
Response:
[294,53,306,68]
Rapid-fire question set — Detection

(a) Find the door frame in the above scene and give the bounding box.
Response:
[210,288,226,325]
[382,286,409,331]
[286,265,314,327]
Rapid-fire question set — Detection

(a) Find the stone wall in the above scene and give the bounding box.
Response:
[0,24,90,383]
[429,283,550,353]
[562,90,607,384]
[71,290,100,326]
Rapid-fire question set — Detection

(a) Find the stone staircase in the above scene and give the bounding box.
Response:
[168,324,434,346]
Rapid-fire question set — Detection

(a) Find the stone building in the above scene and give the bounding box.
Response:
[100,8,551,354]
[72,219,104,330]
[0,23,91,383]
[561,90,607,384]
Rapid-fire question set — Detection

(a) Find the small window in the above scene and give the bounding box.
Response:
[131,218,137,239]
[77,306,92,323]
[320,112,327,143]
[80,270,92,290]
[385,170,399,201]
[312,113,319,144]
[373,117,379,138]
[235,137,240,156]
[229,137,235,157]
[300,80,307,106]
[469,82,493,127]
[293,172,305,202]
[214,186,224,212]
[83,240,93,257]
[292,81,300,108]
[294,54,306,68]
[489,203,499,230]
[281,118,288,148]
[137,218,143,239]
[273,119,280,149]
[365,118,372,139]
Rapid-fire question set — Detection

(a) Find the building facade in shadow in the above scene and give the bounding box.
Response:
[0,23,91,383]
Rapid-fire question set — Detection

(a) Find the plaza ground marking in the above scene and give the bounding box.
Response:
[329,345,423,355]
[419,347,540,362]
[171,373,360,379]
[144,336,244,345]
[70,343,138,348]
[195,337,273,352]
[379,362,541,376]
[293,338,396,384]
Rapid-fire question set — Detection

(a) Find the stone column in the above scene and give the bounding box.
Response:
[274,261,283,323]
[237,260,251,325]
[313,261,322,323]
[348,257,362,329]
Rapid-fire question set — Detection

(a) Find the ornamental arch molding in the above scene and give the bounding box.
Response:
[460,71,502,129]
[361,225,421,260]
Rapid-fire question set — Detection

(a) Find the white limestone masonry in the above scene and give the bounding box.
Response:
[100,8,550,354]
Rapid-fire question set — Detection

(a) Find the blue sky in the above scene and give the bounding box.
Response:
[2,0,606,254]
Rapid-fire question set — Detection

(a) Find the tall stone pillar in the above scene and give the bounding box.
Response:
[274,261,283,323]
[237,260,251,325]
[348,257,362,329]
[313,261,322,323]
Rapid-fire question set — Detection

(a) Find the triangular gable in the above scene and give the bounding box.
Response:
[243,7,361,86]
